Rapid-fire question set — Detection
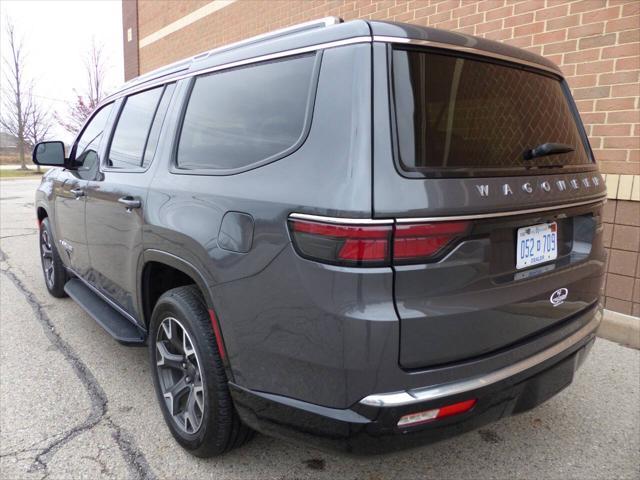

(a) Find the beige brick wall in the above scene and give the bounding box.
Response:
[602,199,640,316]
[130,0,640,317]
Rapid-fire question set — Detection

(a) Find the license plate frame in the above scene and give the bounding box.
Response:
[516,222,558,270]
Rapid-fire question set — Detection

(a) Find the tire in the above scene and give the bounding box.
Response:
[39,217,68,298]
[149,285,253,457]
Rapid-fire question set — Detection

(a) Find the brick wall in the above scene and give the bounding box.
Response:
[129,0,640,316]
[603,199,640,315]
[122,0,140,80]
[133,0,640,176]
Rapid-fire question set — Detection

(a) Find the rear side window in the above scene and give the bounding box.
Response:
[392,49,592,177]
[108,86,163,169]
[177,54,316,171]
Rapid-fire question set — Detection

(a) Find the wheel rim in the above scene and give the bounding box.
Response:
[40,229,54,288]
[155,317,205,434]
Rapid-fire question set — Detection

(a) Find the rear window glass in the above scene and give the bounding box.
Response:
[177,54,316,171]
[392,49,592,176]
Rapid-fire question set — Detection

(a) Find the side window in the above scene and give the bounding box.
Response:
[177,54,316,171]
[108,86,163,169]
[72,103,114,180]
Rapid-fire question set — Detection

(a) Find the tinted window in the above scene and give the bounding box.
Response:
[177,54,315,171]
[73,103,114,180]
[392,49,591,176]
[108,87,163,168]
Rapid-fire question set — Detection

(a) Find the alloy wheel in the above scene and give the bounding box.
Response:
[155,317,205,434]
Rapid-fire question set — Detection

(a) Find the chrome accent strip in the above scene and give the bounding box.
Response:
[360,311,601,407]
[289,213,394,225]
[102,36,372,104]
[372,35,562,76]
[395,197,606,223]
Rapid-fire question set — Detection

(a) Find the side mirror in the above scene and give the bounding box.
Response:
[32,141,67,167]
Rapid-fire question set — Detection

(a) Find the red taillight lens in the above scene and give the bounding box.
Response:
[289,219,392,266]
[288,218,470,266]
[394,221,470,263]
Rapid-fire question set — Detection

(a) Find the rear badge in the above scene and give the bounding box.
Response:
[550,288,568,306]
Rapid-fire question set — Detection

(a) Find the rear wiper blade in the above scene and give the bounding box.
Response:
[523,143,574,160]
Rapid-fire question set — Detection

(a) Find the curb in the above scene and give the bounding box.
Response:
[597,309,640,349]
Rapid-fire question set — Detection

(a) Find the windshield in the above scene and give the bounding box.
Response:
[392,48,593,176]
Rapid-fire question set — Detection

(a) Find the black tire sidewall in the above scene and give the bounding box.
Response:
[149,287,232,456]
[39,218,67,298]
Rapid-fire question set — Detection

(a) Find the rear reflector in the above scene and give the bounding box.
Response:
[397,399,477,427]
[288,218,470,267]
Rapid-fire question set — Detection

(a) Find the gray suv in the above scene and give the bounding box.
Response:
[33,18,606,456]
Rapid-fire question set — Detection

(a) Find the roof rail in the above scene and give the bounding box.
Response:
[203,16,343,60]
[115,17,343,96]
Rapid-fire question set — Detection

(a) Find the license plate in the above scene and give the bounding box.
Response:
[516,222,557,270]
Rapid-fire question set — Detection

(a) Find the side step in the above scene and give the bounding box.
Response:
[64,279,146,344]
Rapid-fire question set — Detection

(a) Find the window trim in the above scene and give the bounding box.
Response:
[387,44,597,180]
[69,101,116,166]
[169,51,323,176]
[102,84,170,173]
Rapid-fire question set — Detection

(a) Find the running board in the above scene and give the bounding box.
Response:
[64,279,145,344]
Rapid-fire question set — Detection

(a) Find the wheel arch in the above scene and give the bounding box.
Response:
[140,250,214,326]
[36,205,49,224]
[139,250,233,378]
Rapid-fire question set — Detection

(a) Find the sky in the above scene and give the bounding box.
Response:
[1,0,124,143]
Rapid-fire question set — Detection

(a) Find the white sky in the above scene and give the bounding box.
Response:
[1,0,124,143]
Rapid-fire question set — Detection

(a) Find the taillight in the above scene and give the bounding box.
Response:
[288,219,392,267]
[288,217,470,266]
[394,221,470,263]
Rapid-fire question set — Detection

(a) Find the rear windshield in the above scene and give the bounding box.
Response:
[392,48,592,177]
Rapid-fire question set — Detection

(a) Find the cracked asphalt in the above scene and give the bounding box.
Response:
[1,178,639,480]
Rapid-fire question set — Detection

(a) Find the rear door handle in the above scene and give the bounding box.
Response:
[70,188,85,198]
[118,196,141,209]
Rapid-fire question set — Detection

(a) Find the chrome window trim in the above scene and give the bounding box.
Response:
[290,197,605,226]
[373,35,563,76]
[360,310,601,407]
[103,34,561,108]
[101,36,372,106]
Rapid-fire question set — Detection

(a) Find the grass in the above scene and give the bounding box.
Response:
[0,168,47,179]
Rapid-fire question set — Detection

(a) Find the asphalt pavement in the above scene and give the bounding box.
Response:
[1,178,639,480]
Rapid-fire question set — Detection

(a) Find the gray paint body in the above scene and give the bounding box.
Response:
[36,20,605,411]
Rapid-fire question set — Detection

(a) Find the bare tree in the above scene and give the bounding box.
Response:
[25,92,53,172]
[56,38,107,136]
[0,18,30,169]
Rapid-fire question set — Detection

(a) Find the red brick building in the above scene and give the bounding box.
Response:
[121,0,640,316]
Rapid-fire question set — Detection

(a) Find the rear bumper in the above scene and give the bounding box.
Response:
[230,312,599,454]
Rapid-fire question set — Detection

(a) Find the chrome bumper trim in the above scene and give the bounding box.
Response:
[360,311,601,407]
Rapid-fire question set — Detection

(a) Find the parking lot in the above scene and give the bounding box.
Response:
[1,178,638,480]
